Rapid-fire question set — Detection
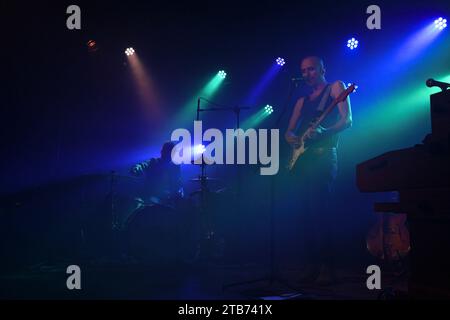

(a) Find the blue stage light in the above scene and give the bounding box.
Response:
[434,17,447,30]
[347,38,359,50]
[276,57,285,66]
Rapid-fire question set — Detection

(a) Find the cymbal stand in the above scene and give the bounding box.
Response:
[109,171,120,231]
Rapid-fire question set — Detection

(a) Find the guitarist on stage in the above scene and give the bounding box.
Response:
[285,56,352,285]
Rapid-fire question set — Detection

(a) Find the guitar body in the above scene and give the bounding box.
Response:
[366,213,410,261]
[287,139,307,171]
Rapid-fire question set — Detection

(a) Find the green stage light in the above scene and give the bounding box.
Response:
[264,105,274,114]
[242,104,275,129]
[171,71,227,127]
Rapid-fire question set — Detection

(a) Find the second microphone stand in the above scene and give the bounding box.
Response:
[222,81,304,297]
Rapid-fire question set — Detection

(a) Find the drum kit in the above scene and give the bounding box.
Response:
[84,167,229,266]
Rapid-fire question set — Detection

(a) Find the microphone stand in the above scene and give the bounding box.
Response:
[222,79,304,297]
[197,98,250,127]
[194,98,250,262]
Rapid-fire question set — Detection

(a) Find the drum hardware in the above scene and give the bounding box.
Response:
[107,171,144,231]
[85,165,225,265]
[103,172,199,265]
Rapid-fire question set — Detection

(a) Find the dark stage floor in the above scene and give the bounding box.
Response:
[0,261,407,300]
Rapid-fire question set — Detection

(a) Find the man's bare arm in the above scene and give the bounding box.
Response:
[325,80,352,134]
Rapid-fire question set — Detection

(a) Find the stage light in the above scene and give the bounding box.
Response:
[125,47,135,56]
[218,70,227,79]
[242,104,275,128]
[176,71,228,125]
[434,17,447,30]
[276,57,285,66]
[347,83,358,92]
[193,144,206,155]
[87,40,98,53]
[347,38,359,50]
[264,104,274,115]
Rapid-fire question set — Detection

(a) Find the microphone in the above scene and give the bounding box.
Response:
[291,77,305,82]
[426,78,450,91]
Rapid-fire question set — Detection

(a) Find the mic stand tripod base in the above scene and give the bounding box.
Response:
[189,231,225,267]
[222,270,305,299]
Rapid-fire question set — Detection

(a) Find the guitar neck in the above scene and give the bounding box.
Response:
[300,84,354,138]
[310,98,340,129]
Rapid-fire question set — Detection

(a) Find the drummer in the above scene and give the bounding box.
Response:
[130,141,184,205]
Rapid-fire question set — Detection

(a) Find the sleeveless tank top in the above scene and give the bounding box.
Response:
[296,84,340,149]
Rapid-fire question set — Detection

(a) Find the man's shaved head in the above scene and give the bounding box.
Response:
[300,56,326,87]
[301,56,325,71]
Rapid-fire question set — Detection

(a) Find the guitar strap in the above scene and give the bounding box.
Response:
[316,84,332,112]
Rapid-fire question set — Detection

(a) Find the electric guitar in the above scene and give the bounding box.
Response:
[287,83,355,171]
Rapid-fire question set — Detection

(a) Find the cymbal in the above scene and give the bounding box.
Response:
[190,159,216,165]
[77,174,142,185]
[111,174,140,180]
[189,189,224,196]
[189,177,221,182]
[81,173,140,180]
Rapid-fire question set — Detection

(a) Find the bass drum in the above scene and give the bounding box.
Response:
[123,203,199,266]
